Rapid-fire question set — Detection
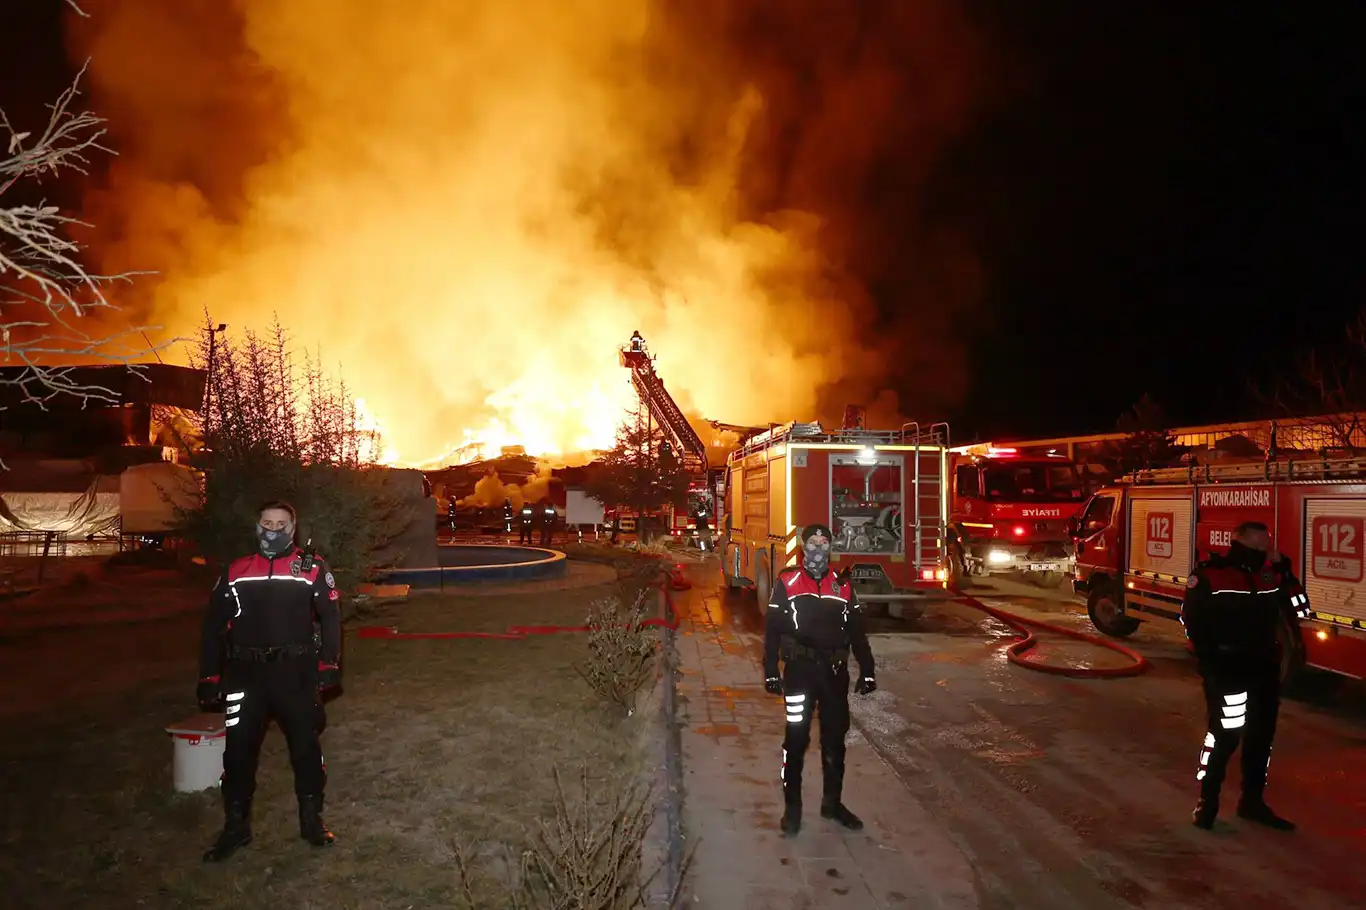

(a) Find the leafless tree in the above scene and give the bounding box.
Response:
[1259,310,1366,453]
[0,1,164,417]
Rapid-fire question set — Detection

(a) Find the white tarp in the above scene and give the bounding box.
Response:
[0,476,121,535]
[119,462,203,533]
[566,488,605,526]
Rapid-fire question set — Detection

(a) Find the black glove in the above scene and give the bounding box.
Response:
[196,678,223,711]
[854,676,877,696]
[764,676,783,695]
[318,664,342,691]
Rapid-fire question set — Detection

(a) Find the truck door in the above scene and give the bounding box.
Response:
[1074,491,1121,576]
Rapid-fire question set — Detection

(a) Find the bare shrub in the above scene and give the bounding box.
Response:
[453,765,690,909]
[576,591,659,716]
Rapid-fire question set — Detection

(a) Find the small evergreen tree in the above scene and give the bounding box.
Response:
[176,316,406,587]
[583,405,690,524]
[1095,394,1185,475]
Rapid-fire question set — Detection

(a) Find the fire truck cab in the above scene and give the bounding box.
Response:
[720,421,951,620]
[947,444,1086,588]
[1072,455,1366,684]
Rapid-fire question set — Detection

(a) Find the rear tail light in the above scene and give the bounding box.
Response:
[921,569,934,580]
[1012,525,1026,537]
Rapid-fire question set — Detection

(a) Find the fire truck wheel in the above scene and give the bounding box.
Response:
[1087,585,1140,638]
[754,556,771,611]
[1033,570,1067,589]
[1276,611,1306,689]
[947,543,972,590]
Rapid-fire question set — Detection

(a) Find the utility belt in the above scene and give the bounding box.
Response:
[781,637,849,666]
[227,643,313,663]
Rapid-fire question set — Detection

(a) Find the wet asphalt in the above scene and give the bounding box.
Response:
[713,569,1366,910]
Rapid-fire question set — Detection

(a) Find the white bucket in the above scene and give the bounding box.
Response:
[165,713,227,792]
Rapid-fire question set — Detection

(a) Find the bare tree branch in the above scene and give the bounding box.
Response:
[0,57,167,415]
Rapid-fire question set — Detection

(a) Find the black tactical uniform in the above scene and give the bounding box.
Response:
[1182,538,1300,831]
[197,533,342,861]
[518,504,535,545]
[763,523,876,835]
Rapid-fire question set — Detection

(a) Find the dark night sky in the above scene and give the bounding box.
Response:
[3,2,1364,441]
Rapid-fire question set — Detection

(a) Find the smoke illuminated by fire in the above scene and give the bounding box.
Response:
[66,1,990,465]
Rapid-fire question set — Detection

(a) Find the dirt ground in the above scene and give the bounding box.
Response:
[0,571,660,909]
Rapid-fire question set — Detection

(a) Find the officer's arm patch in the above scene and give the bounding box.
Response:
[1186,574,1200,588]
[325,571,335,588]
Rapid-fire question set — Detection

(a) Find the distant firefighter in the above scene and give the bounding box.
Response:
[629,330,645,352]
[503,498,514,534]
[447,496,457,533]
[537,499,557,546]
[518,502,535,545]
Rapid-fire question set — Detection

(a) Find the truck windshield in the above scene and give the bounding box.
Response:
[981,463,1084,503]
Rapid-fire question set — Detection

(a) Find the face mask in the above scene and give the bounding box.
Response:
[804,539,831,575]
[256,523,295,557]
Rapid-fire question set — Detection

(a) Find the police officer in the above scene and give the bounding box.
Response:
[537,499,557,546]
[196,501,342,861]
[502,498,514,535]
[763,523,876,836]
[1182,521,1298,832]
[518,500,535,545]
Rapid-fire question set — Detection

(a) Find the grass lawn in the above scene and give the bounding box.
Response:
[0,571,663,909]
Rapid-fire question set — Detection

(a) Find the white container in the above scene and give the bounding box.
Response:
[165,713,228,792]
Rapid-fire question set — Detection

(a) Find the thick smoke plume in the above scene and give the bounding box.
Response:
[67,0,990,463]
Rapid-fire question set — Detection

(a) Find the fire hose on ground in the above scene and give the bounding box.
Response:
[950,589,1151,678]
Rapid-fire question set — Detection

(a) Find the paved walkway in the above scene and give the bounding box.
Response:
[675,573,981,909]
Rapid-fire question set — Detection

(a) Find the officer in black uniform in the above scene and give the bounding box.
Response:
[518,501,535,545]
[503,498,515,534]
[763,523,876,835]
[197,501,342,861]
[537,499,557,546]
[1182,520,1298,832]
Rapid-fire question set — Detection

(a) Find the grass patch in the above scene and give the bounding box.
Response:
[0,574,669,909]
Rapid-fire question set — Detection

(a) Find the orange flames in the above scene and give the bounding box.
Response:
[66,1,990,464]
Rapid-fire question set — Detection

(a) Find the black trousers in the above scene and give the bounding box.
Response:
[538,525,552,545]
[780,658,851,805]
[1196,672,1280,804]
[519,524,533,544]
[221,657,326,803]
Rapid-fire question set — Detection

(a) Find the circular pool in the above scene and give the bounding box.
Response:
[383,545,568,587]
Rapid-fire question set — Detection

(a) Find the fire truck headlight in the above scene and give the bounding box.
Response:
[987,550,1012,565]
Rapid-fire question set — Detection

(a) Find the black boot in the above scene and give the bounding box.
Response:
[1237,799,1296,832]
[780,796,802,836]
[819,744,864,830]
[298,794,335,847]
[1191,798,1218,830]
[203,797,252,862]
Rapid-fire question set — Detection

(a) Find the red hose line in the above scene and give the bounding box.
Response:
[952,590,1150,678]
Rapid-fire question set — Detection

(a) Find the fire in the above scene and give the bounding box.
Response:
[65,1,990,455]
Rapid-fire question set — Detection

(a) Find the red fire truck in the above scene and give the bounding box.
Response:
[719,421,951,618]
[1072,456,1366,683]
[947,444,1087,588]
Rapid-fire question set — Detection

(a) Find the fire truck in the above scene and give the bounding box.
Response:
[1072,456,1366,683]
[719,420,951,618]
[947,444,1087,588]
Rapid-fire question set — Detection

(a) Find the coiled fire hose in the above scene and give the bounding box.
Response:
[951,590,1150,678]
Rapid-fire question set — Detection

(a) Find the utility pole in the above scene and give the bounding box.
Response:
[203,323,227,427]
